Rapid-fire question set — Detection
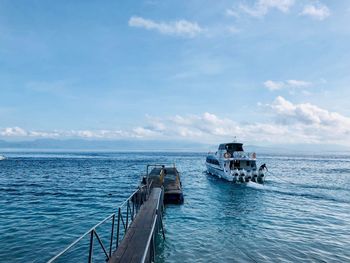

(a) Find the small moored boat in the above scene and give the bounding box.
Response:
[141,164,184,204]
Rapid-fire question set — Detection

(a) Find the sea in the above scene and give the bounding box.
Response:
[0,151,349,262]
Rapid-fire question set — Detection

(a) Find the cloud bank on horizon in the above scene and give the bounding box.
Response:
[0,0,349,147]
[2,96,350,146]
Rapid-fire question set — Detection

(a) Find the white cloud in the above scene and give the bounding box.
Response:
[0,128,130,139]
[263,97,350,144]
[3,97,350,145]
[264,80,285,91]
[240,0,295,17]
[0,127,62,138]
[0,127,27,136]
[67,129,129,139]
[286,79,311,88]
[131,98,350,145]
[132,127,160,138]
[28,131,60,137]
[300,3,330,20]
[264,79,312,91]
[128,16,202,37]
[74,130,95,138]
[269,96,350,127]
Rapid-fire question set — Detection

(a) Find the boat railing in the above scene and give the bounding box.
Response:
[47,183,151,263]
[231,151,256,159]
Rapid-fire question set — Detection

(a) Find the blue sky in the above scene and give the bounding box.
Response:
[1,0,350,146]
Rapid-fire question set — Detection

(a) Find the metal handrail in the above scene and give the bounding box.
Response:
[140,187,165,263]
[48,184,149,263]
[140,210,159,263]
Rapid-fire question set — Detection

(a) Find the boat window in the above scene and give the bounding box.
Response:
[247,161,250,166]
[207,157,219,166]
[225,143,244,152]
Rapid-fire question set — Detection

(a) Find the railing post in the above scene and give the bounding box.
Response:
[132,195,135,219]
[116,208,121,249]
[88,230,94,263]
[137,188,141,213]
[126,200,129,230]
[109,214,115,258]
[159,213,165,240]
[151,232,155,262]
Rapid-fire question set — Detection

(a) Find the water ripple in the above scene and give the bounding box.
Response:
[0,152,349,262]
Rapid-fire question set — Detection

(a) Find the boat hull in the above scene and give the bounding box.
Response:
[206,163,234,181]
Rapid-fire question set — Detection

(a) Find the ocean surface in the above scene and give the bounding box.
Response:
[0,151,349,262]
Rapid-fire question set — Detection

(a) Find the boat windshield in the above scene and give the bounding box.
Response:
[225,143,243,152]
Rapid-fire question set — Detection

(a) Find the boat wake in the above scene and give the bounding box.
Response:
[0,155,6,161]
[246,180,349,204]
[245,181,266,190]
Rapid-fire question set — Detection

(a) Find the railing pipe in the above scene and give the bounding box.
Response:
[126,200,129,230]
[93,229,109,259]
[109,214,115,258]
[140,209,158,263]
[116,208,121,249]
[140,188,164,263]
[88,230,94,263]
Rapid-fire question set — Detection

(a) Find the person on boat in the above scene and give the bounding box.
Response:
[162,165,167,175]
[259,163,268,172]
[160,165,167,183]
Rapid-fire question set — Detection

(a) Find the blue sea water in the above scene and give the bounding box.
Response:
[0,152,349,262]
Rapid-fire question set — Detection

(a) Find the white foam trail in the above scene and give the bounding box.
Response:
[246,181,265,190]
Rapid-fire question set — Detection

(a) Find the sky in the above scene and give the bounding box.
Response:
[1,0,350,146]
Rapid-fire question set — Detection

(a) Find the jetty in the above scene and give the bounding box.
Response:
[108,187,164,263]
[48,164,183,263]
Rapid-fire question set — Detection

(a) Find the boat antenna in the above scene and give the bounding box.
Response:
[233,136,237,143]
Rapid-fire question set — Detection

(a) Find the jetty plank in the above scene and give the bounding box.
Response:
[108,187,162,263]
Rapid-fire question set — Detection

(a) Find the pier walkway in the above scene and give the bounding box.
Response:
[108,187,164,263]
[48,185,164,263]
[48,164,184,263]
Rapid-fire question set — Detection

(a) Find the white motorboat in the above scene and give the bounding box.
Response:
[206,142,266,183]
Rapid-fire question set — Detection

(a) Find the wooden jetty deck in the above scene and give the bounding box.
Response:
[108,187,163,263]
